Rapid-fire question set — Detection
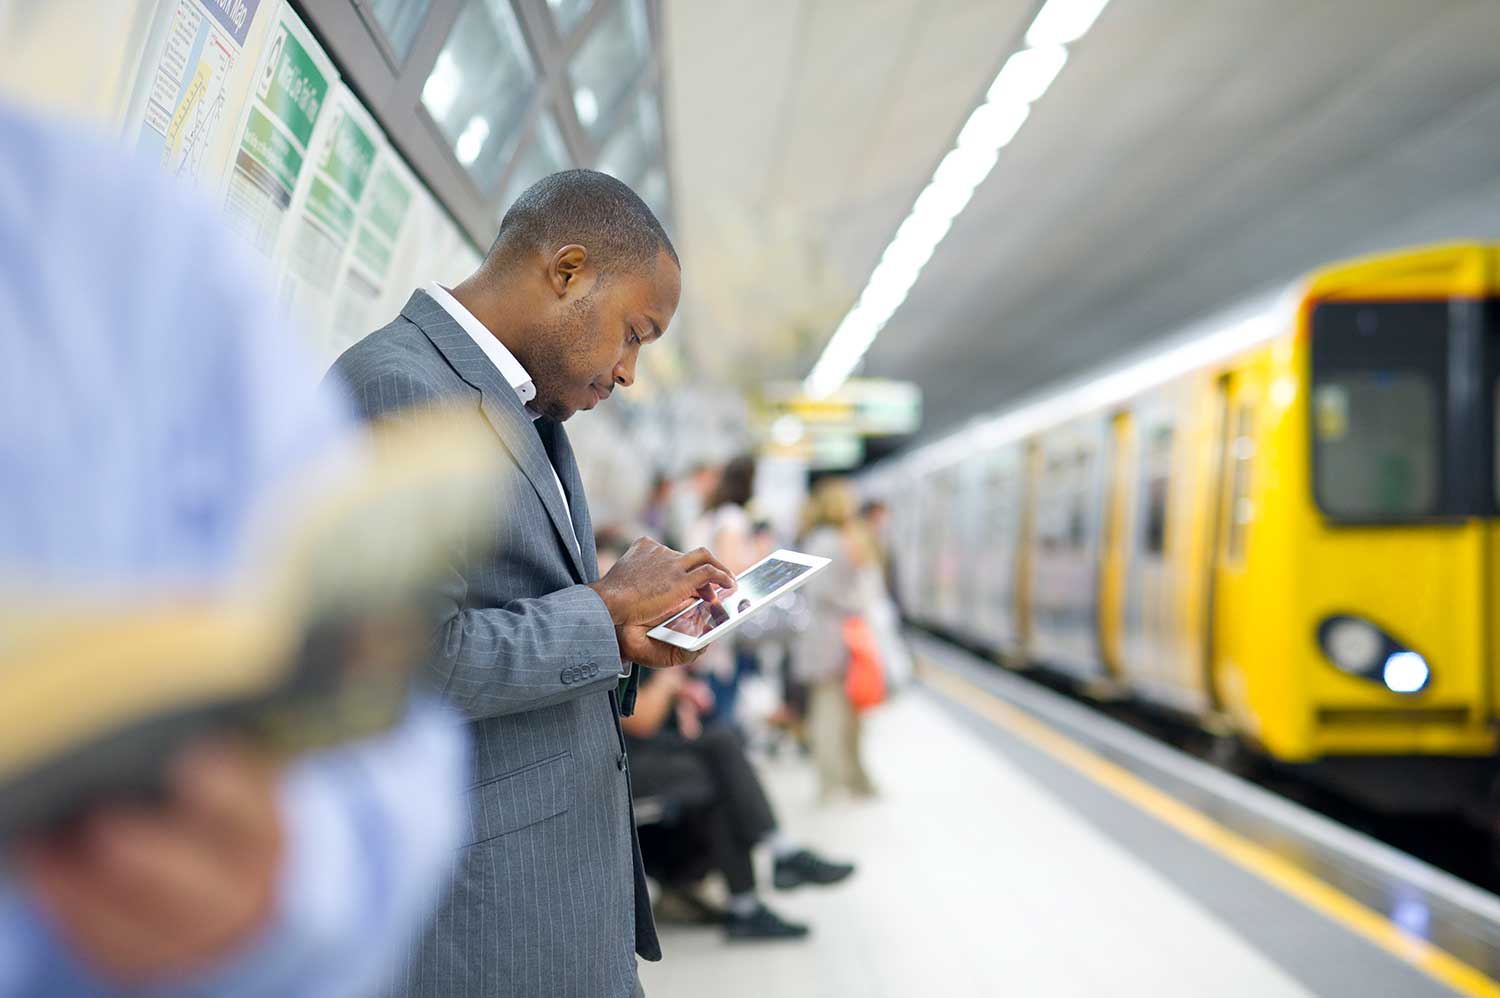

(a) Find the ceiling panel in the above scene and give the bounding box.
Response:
[661,0,1500,443]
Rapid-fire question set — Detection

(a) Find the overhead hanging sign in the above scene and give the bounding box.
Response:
[760,378,923,437]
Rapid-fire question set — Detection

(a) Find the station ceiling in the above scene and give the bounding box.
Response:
[662,0,1500,443]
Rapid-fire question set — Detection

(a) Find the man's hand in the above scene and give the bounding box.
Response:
[16,740,284,984]
[588,537,735,669]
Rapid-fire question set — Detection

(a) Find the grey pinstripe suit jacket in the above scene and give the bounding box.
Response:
[326,290,658,998]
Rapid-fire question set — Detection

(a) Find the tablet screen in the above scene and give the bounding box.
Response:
[663,557,813,638]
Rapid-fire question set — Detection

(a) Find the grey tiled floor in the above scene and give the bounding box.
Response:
[639,691,1311,998]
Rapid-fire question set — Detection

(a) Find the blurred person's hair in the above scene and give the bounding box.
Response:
[490,169,677,277]
[803,477,860,532]
[805,479,879,568]
[707,454,756,510]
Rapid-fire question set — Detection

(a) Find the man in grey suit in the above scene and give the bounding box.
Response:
[326,170,735,998]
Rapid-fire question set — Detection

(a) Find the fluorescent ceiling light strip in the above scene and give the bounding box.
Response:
[802,0,1114,400]
[957,100,1030,151]
[1025,0,1112,47]
[988,46,1068,104]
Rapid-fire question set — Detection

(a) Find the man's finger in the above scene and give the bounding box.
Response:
[687,563,736,594]
[678,547,736,589]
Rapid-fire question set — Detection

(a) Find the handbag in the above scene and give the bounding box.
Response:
[843,615,887,712]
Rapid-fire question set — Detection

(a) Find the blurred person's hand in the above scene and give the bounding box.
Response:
[16,740,283,984]
[675,700,703,740]
[679,680,715,716]
[588,537,735,669]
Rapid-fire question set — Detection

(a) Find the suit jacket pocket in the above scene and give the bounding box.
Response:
[466,751,574,846]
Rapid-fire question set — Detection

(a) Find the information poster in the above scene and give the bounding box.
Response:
[328,149,417,352]
[131,0,265,184]
[278,84,381,357]
[222,3,335,258]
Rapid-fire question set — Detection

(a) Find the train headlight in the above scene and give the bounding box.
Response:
[1382,652,1430,694]
[1317,615,1429,695]
[1321,617,1384,674]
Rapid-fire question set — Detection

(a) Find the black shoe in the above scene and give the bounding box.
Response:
[654,886,729,926]
[773,849,856,890]
[724,902,810,941]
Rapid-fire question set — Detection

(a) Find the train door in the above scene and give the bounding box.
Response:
[1209,369,1259,728]
[1029,418,1111,681]
[1098,410,1133,678]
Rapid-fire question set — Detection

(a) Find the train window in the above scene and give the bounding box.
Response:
[1142,426,1172,557]
[1067,447,1091,550]
[1310,302,1449,520]
[1226,404,1254,563]
[1314,376,1437,518]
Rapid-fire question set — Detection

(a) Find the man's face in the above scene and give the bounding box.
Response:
[527,247,680,422]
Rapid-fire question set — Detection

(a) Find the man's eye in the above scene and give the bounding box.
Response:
[629,329,642,346]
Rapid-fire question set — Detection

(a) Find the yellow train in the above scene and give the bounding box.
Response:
[874,243,1500,818]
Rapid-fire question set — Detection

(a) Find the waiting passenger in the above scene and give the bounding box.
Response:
[621,667,855,941]
[328,170,735,998]
[797,478,881,801]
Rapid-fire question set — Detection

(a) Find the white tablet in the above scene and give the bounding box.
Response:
[647,548,831,652]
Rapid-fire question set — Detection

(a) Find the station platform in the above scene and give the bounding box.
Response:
[640,635,1500,998]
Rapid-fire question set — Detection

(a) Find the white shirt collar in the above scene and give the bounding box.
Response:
[426,281,539,418]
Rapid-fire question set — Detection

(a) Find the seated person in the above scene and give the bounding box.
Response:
[620,665,855,941]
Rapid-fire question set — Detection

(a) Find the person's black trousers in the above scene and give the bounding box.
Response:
[627,725,776,894]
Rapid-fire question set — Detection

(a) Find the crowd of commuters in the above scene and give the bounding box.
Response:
[1,97,908,997]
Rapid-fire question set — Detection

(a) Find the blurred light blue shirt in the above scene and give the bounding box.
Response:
[0,101,467,996]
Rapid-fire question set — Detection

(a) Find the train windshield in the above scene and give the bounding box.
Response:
[1310,300,1495,522]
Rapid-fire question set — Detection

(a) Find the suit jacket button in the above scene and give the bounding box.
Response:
[560,667,574,685]
[617,753,627,772]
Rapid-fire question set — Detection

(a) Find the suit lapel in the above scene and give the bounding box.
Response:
[403,290,589,581]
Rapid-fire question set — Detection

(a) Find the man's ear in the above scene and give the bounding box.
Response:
[549,244,589,297]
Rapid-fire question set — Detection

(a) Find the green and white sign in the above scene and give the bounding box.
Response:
[222,3,336,258]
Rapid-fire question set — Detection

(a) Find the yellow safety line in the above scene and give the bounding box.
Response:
[919,661,1500,998]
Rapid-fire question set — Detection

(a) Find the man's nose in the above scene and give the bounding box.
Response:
[614,353,637,388]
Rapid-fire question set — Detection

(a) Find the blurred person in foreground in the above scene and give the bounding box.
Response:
[796,479,880,802]
[0,100,466,996]
[328,170,735,998]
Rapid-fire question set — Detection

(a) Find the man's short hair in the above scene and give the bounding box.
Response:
[491,169,678,276]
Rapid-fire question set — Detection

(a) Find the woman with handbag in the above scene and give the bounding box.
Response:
[795,477,881,802]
